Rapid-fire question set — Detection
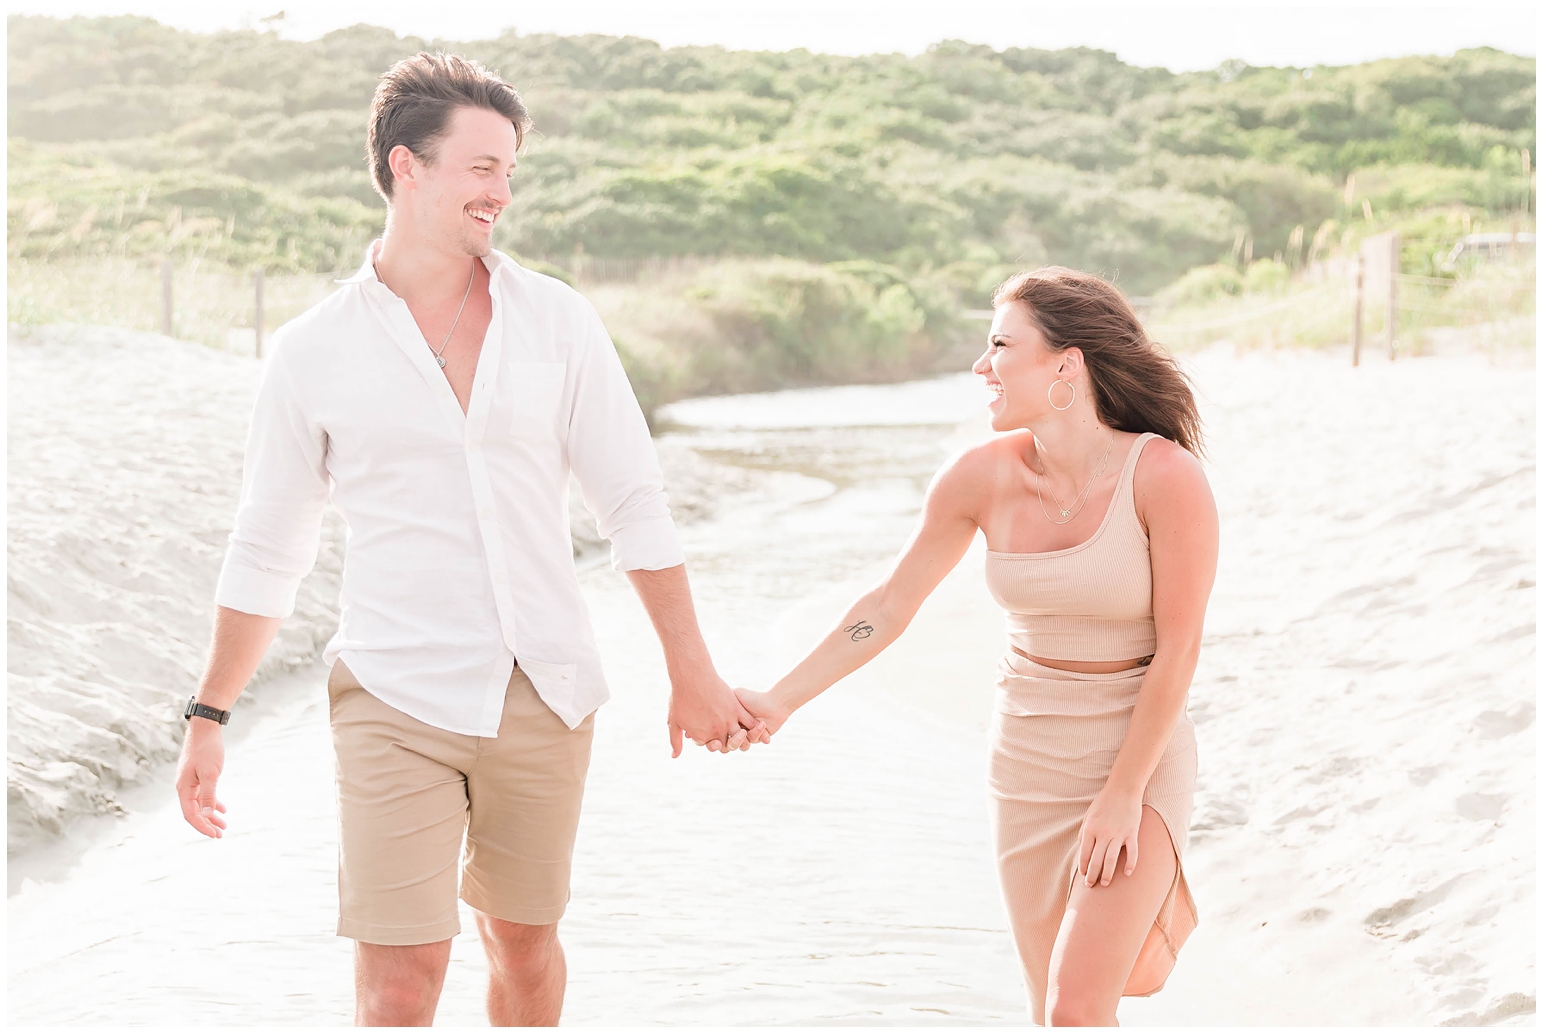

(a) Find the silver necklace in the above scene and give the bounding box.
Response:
[1035,434,1114,525]
[430,261,476,369]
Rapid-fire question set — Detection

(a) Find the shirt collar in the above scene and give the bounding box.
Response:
[335,239,383,285]
[335,239,517,289]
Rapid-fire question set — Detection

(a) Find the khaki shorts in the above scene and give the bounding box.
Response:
[327,661,595,946]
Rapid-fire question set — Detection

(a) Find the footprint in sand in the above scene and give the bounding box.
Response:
[1364,875,1464,937]
[1473,704,1534,739]
[1305,755,1363,784]
[1419,951,1478,976]
[1443,991,1539,1026]
[1465,904,1501,927]
[1454,793,1506,822]
[1191,797,1249,831]
[1488,624,1533,644]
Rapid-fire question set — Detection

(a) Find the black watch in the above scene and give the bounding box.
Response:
[184,697,231,725]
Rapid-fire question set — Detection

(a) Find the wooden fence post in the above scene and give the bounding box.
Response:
[1525,149,1533,215]
[254,268,265,360]
[1351,252,1364,367]
[160,256,173,337]
[1386,231,1400,360]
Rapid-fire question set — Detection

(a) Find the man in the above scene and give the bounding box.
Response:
[174,51,764,1026]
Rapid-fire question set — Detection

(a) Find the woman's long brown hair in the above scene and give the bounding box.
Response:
[992,266,1204,457]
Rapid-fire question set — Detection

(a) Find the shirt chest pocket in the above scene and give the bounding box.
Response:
[506,362,568,442]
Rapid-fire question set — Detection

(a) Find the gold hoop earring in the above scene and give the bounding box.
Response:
[1048,380,1076,411]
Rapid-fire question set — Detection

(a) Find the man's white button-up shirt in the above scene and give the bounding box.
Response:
[214,246,684,734]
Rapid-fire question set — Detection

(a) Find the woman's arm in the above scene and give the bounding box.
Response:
[739,451,987,731]
[1078,439,1219,886]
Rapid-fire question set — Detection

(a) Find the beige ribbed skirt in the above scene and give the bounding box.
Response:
[988,651,1198,1013]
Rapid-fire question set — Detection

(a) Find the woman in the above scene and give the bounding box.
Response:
[735,266,1218,1025]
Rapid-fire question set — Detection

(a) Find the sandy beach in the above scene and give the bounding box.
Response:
[6,323,1535,1025]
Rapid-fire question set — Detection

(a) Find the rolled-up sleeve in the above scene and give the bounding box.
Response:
[214,334,331,617]
[565,302,685,572]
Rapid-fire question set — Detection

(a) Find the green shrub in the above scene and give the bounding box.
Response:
[1243,257,1291,293]
[588,258,966,418]
[8,18,1531,293]
[1160,263,1245,305]
[5,17,1533,407]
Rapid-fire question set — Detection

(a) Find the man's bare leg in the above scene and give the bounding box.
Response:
[354,939,452,1026]
[475,912,566,1026]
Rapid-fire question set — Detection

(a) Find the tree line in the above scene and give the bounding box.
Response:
[7,16,1535,295]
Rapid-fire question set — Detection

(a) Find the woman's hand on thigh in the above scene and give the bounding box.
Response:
[1077,785,1144,887]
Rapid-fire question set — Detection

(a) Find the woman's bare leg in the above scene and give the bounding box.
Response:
[1044,806,1177,1026]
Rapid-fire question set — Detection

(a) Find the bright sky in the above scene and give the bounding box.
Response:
[13,1,1537,69]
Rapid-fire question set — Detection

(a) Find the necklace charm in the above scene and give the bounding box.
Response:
[429,261,476,372]
[1035,433,1115,526]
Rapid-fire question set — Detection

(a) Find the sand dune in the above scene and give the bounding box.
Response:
[6,326,346,851]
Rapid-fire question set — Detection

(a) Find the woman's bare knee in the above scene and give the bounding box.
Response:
[1045,808,1179,1024]
[1046,989,1113,1027]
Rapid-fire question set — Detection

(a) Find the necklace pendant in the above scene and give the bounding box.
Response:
[1060,508,1071,517]
[436,355,447,369]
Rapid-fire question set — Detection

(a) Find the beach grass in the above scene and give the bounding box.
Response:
[1146,256,1536,357]
[7,255,972,423]
[7,258,340,356]
[9,249,1532,415]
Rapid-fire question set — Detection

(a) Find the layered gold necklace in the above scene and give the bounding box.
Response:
[1034,434,1114,525]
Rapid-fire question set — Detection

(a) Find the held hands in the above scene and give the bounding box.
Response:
[733,687,793,738]
[685,686,793,753]
[174,719,229,838]
[667,667,772,757]
[1077,784,1145,887]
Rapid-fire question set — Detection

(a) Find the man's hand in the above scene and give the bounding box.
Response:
[623,564,771,758]
[175,719,229,838]
[667,667,770,758]
[173,606,279,837]
[734,687,794,738]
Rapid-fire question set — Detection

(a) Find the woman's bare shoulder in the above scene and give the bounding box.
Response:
[937,431,1029,488]
[1133,436,1214,513]
[924,432,1028,517]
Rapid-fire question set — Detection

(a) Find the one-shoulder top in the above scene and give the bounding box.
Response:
[983,432,1159,663]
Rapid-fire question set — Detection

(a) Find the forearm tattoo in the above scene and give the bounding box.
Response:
[843,619,875,642]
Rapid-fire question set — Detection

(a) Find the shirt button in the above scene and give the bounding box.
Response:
[479,509,492,519]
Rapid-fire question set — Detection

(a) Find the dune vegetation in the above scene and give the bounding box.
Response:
[7,16,1536,412]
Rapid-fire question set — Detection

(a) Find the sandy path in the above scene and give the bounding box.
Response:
[7,335,1535,1026]
[7,509,1027,1026]
[771,345,1537,1025]
[1162,347,1535,1027]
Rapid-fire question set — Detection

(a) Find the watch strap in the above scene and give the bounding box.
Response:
[184,697,231,725]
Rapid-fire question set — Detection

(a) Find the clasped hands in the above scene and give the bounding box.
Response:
[666,672,792,757]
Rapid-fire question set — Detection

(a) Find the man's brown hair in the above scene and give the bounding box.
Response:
[367,51,532,201]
